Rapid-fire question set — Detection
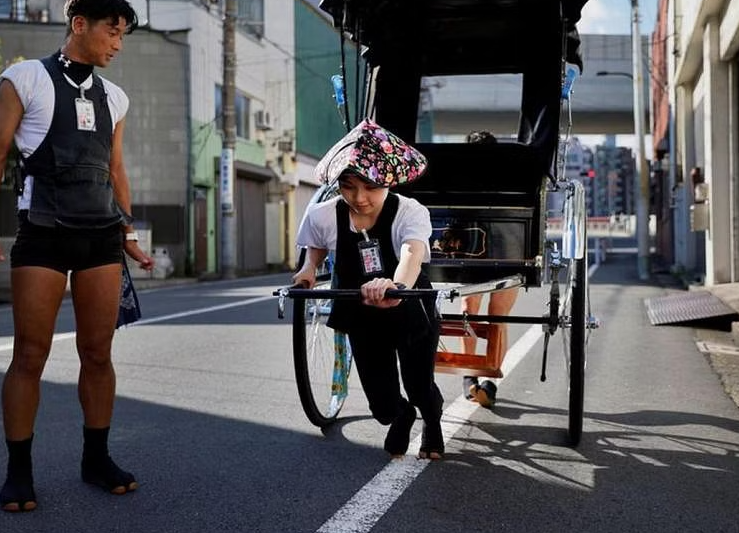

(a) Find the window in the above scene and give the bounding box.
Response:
[214,84,251,139]
[237,0,263,38]
[417,74,523,143]
[234,92,250,139]
[0,0,12,19]
[214,84,223,131]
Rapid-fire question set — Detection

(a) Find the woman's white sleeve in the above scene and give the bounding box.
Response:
[398,200,432,261]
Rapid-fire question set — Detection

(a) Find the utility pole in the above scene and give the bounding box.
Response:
[632,0,650,280]
[220,0,237,279]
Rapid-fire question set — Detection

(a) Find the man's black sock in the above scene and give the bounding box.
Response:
[5,436,33,479]
[82,426,110,462]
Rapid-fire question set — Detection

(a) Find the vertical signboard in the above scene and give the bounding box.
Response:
[220,147,234,213]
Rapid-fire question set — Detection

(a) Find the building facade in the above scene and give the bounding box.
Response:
[653,0,739,285]
[1,0,363,285]
[2,0,283,277]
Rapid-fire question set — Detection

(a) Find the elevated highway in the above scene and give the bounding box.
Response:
[427,34,649,136]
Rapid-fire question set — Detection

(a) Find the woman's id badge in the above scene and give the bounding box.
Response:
[358,230,384,276]
[75,98,96,131]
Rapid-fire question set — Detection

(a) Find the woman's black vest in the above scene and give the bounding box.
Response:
[327,193,436,336]
[21,55,121,228]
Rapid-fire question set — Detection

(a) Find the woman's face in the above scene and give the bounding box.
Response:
[338,174,389,217]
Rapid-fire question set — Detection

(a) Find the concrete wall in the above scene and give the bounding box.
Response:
[673,0,739,285]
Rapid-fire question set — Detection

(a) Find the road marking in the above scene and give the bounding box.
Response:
[317,394,480,533]
[316,322,543,533]
[317,261,601,533]
[0,296,275,353]
[133,295,274,325]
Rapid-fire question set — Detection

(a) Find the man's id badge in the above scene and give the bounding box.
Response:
[75,98,96,131]
[358,231,384,276]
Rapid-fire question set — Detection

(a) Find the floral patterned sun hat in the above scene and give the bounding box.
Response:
[313,118,428,187]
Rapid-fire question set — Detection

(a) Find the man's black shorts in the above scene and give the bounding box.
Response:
[10,211,123,273]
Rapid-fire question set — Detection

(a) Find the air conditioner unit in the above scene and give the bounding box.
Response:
[255,110,272,131]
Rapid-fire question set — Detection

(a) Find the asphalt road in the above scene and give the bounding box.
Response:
[0,251,737,533]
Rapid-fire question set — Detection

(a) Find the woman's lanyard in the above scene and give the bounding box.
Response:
[63,73,96,132]
[358,228,385,277]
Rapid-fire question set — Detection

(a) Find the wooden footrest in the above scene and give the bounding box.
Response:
[434,350,504,378]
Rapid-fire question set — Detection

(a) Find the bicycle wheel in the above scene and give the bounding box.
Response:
[560,252,587,446]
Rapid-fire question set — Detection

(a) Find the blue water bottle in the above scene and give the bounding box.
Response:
[331,75,346,106]
[561,62,579,100]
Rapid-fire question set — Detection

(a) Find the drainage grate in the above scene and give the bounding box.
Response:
[644,291,739,327]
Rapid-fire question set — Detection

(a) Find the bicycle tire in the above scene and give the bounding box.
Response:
[561,252,587,446]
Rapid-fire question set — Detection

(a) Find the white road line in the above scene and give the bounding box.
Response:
[317,394,480,533]
[0,296,275,353]
[133,295,274,325]
[317,261,601,533]
[316,323,542,533]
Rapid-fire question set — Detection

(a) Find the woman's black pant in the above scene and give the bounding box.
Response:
[347,304,443,426]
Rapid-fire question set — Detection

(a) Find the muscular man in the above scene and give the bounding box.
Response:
[0,0,153,512]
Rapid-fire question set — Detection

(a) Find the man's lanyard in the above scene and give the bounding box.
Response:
[63,73,96,132]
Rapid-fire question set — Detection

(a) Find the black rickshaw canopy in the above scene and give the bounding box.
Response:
[318,0,588,76]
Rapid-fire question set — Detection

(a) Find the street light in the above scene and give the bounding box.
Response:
[596,69,635,217]
[596,70,633,80]
[596,19,651,282]
[630,0,650,280]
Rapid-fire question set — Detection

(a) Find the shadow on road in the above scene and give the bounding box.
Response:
[0,376,384,533]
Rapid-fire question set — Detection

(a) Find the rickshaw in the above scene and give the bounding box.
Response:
[274,0,597,446]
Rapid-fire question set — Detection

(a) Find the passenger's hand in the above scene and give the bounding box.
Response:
[0,243,5,262]
[123,241,155,271]
[292,264,316,289]
[361,278,403,308]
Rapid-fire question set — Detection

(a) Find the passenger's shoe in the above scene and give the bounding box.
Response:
[463,376,479,401]
[473,380,497,408]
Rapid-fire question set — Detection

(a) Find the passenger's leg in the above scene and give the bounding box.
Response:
[460,294,483,399]
[1,266,67,512]
[71,264,137,494]
[475,288,520,407]
[460,294,482,354]
[485,288,518,364]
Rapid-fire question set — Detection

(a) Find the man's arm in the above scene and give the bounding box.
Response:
[109,117,133,232]
[0,79,24,261]
[109,117,154,270]
[0,80,23,185]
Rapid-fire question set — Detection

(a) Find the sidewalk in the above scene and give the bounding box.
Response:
[699,282,739,408]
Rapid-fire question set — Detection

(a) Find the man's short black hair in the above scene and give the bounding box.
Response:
[64,0,139,34]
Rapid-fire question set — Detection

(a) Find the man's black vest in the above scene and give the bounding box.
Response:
[21,55,122,228]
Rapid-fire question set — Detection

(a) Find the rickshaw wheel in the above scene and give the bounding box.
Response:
[292,253,351,427]
[561,252,587,446]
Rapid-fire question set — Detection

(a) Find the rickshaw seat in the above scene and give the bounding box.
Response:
[396,141,548,286]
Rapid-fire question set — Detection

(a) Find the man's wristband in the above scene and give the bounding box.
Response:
[125,232,139,242]
[394,282,407,290]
